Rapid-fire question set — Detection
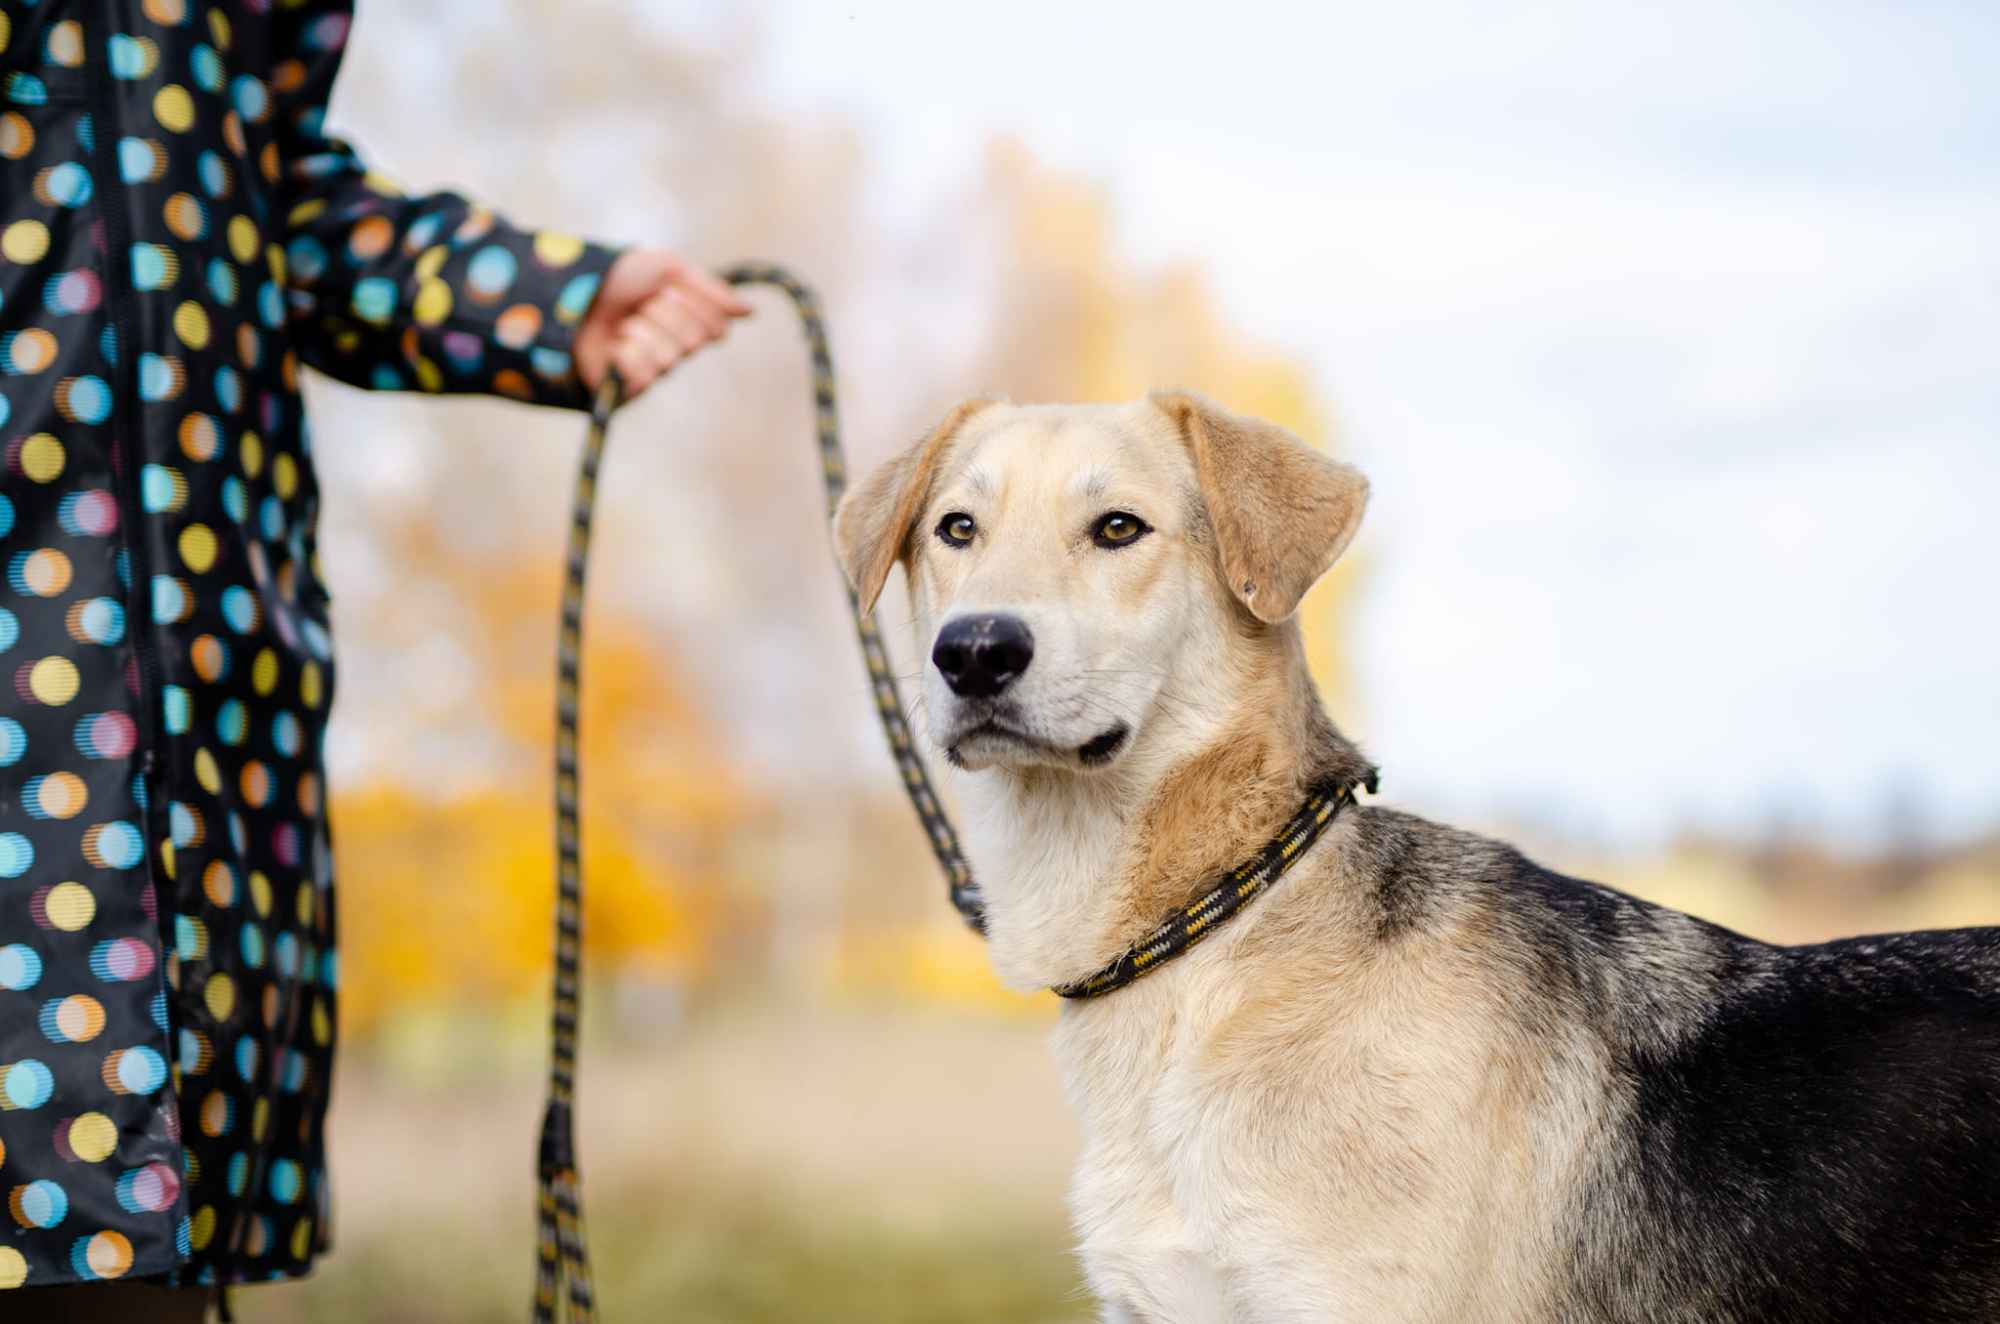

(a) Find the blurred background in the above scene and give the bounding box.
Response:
[243,1,1998,1319]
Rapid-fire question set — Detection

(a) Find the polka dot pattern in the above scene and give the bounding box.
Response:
[0,0,617,1293]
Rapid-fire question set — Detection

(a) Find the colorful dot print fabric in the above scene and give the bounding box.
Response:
[0,0,616,1291]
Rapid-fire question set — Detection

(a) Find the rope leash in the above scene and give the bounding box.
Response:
[532,265,979,1324]
[534,362,610,1324]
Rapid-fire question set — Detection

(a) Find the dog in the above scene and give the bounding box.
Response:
[832,393,2000,1323]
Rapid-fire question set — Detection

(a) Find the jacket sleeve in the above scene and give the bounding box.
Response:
[267,2,620,409]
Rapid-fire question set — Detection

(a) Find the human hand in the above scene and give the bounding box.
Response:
[574,248,752,393]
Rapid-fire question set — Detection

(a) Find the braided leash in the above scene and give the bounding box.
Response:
[716,265,985,932]
[534,365,612,1324]
[533,265,981,1323]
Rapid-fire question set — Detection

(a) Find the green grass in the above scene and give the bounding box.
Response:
[231,999,1088,1322]
[237,1180,1090,1324]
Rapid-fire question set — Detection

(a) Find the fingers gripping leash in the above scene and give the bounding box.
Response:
[532,265,983,1323]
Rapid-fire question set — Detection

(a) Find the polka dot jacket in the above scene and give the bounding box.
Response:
[0,0,618,1292]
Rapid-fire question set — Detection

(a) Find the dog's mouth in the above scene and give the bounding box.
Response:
[1076,723,1129,765]
[944,713,1130,769]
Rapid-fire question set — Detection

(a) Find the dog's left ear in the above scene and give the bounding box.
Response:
[1153,391,1369,624]
[833,399,995,612]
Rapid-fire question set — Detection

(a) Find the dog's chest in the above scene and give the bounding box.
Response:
[1054,985,1366,1322]
[1053,961,1567,1323]
[1059,1011,1243,1320]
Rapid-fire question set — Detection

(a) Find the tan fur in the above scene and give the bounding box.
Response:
[1153,392,1369,624]
[838,398,1586,1321]
[1117,654,1295,924]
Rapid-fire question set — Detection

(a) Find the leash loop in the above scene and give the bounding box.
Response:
[532,267,986,1322]
[717,264,984,932]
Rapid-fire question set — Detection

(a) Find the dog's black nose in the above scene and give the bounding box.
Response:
[932,614,1034,698]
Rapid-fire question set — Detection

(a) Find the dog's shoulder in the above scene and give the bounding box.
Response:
[1339,802,1740,954]
[1336,804,1773,1045]
[1336,802,1528,941]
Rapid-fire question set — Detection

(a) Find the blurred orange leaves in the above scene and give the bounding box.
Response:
[330,531,750,1036]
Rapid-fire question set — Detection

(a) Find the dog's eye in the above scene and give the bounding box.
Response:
[935,513,978,547]
[1091,512,1151,549]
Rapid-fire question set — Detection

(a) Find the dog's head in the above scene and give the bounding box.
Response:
[834,394,1368,775]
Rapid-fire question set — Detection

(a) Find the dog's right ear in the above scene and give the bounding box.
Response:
[833,399,994,612]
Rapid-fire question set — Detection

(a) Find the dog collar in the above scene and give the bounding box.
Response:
[1052,773,1373,1000]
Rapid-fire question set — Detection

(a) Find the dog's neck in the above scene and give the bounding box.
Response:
[953,622,1367,992]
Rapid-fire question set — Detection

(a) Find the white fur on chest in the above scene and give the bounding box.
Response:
[1055,952,1247,1323]
[1055,939,1369,1324]
[1048,909,1581,1324]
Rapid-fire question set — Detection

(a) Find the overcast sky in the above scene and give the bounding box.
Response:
[751,0,1999,848]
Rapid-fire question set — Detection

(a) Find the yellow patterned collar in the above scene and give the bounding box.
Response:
[1054,774,1374,1000]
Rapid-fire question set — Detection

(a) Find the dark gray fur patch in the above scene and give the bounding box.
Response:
[1340,804,2000,1322]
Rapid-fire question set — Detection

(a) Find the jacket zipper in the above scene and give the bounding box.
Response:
[85,16,166,895]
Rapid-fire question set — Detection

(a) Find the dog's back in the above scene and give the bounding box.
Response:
[1573,928,2000,1321]
[1361,807,2000,1322]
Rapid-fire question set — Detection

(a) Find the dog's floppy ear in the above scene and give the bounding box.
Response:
[1153,391,1369,624]
[833,399,994,611]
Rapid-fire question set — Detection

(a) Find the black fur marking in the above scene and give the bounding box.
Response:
[1507,855,2000,1321]
[1608,931,2000,1322]
[1356,813,1426,940]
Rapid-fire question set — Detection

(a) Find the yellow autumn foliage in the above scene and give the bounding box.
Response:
[981,139,1364,712]
[830,922,1047,1019]
[332,783,725,1035]
[330,539,750,1036]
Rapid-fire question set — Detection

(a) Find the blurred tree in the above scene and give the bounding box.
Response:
[331,521,744,1036]
[977,138,1365,711]
[1871,775,1936,895]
